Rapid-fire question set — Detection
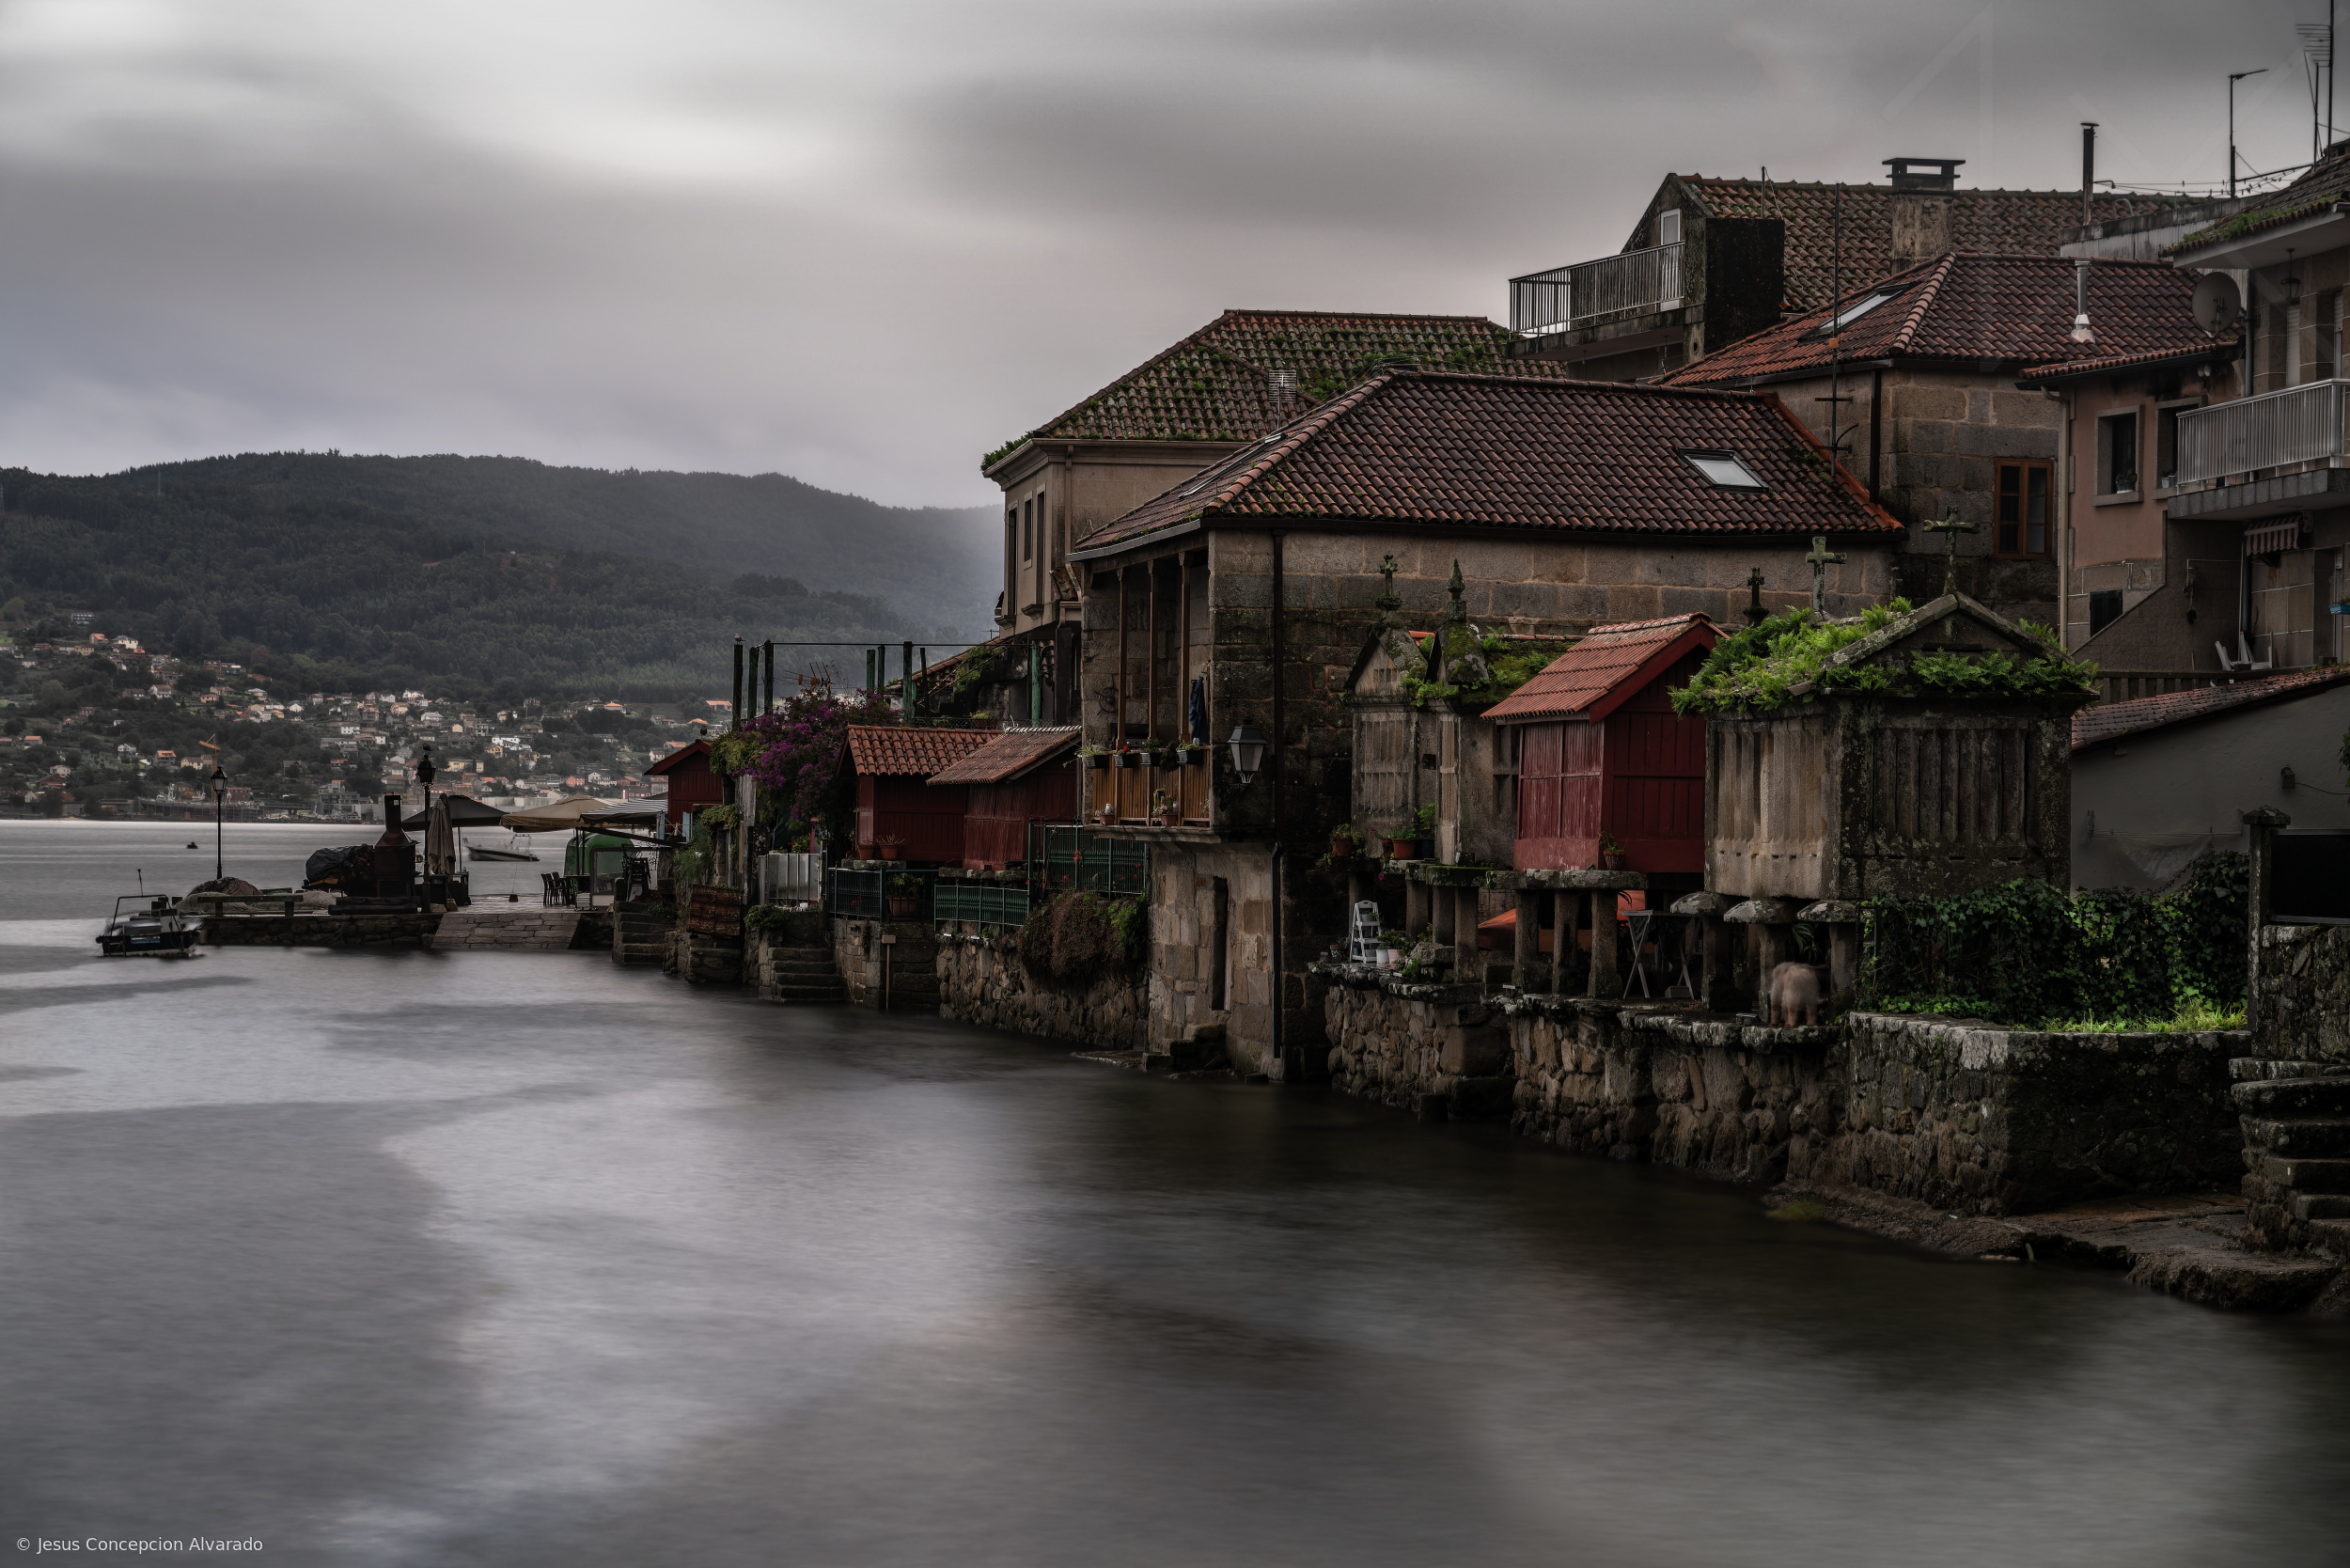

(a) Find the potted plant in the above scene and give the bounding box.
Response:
[1412,804,1437,858]
[1386,822,1417,860]
[1077,744,1107,771]
[1095,801,1117,823]
[1596,831,1625,871]
[1111,746,1137,771]
[1176,738,1207,766]
[1329,823,1363,860]
[885,871,923,920]
[1152,789,1181,827]
[873,834,905,863]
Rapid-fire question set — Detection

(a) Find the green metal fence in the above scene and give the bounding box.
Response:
[1026,824,1150,898]
[932,881,1032,929]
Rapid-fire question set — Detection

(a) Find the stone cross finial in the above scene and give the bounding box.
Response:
[1922,509,1978,599]
[1743,565,1768,626]
[1375,554,1401,614]
[1804,536,1845,615]
[1446,559,1466,624]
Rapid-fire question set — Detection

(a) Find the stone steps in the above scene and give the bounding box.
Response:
[761,943,846,1004]
[2232,1077,2350,1117]
[2254,1153,2350,1192]
[2241,1117,2350,1158]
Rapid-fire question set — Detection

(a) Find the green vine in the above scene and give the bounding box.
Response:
[1672,601,2097,714]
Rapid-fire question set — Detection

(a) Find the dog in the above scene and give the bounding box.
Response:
[1765,962,1825,1027]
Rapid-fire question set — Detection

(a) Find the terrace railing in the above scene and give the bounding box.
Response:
[1027,824,1150,898]
[1509,243,1683,336]
[2176,379,2350,487]
[933,880,1032,930]
[824,866,935,921]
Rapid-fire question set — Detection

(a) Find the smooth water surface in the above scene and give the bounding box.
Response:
[5,822,2349,1565]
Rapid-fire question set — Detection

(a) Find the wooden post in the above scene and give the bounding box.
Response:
[1179,553,1194,743]
[1455,886,1480,989]
[1587,887,1622,999]
[1552,889,1576,996]
[1146,557,1159,746]
[1513,886,1540,990]
[1115,566,1128,746]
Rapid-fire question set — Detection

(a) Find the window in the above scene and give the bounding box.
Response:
[2324,291,2345,382]
[2087,588,2123,635]
[2097,410,2139,495]
[1021,498,1032,561]
[1682,450,1767,489]
[1656,209,1682,247]
[2154,400,2200,491]
[1996,462,2053,557]
[1802,292,1894,339]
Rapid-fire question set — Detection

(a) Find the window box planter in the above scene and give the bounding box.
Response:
[1112,752,1138,770]
[1176,745,1207,767]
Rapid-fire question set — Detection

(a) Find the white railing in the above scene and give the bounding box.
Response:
[1509,243,1683,336]
[2176,379,2350,486]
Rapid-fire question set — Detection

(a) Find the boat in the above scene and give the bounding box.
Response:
[468,842,540,863]
[95,895,204,958]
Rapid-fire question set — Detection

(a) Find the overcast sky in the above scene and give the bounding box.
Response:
[0,0,2328,507]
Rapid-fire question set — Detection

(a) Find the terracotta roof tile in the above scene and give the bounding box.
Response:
[1485,615,1720,722]
[1668,253,2211,386]
[2072,667,2350,751]
[2018,338,2242,382]
[843,726,995,776]
[2169,144,2350,257]
[1683,178,2178,311]
[1072,370,1903,557]
[926,728,1079,786]
[993,309,1520,462]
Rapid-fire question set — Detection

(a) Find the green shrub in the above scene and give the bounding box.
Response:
[1673,601,2097,714]
[1017,890,1145,990]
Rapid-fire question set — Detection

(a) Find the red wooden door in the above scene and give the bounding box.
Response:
[1601,651,1708,873]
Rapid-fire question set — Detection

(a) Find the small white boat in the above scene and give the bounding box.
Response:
[96,895,203,958]
[468,841,540,863]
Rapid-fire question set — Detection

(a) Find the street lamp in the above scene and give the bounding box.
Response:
[1226,723,1267,787]
[2232,68,2268,199]
[209,763,227,883]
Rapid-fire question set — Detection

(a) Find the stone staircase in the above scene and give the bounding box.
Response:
[613,901,670,967]
[761,945,847,1004]
[2233,1058,2350,1260]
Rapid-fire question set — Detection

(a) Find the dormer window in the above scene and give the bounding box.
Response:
[1683,450,1768,489]
[1802,292,1894,339]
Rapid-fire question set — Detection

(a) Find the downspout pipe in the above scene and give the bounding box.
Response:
[1270,529,1285,1066]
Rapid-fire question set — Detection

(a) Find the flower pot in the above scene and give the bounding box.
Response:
[1329,836,1355,859]
[1177,747,1205,767]
[1157,813,1180,827]
[885,895,918,919]
[1112,753,1136,770]
[1386,838,1417,861]
[1600,852,1626,870]
[881,846,903,862]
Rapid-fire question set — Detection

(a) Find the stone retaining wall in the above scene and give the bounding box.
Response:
[2254,923,2350,1062]
[204,912,439,948]
[934,926,1150,1050]
[1320,965,2248,1214]
[833,917,939,1011]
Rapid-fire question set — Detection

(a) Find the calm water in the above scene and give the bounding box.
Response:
[6,821,2350,1566]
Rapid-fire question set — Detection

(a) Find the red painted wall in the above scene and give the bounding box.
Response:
[1514,649,1708,872]
[964,760,1077,869]
[659,754,724,831]
[856,776,969,863]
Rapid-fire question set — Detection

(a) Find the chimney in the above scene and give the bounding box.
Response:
[1883,156,1964,192]
[2080,122,2097,223]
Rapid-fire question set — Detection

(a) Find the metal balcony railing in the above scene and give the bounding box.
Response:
[824,866,935,921]
[1509,243,1683,336]
[1026,824,1150,898]
[933,881,1031,929]
[2176,379,2350,486]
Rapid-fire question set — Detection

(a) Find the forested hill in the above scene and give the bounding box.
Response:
[0,456,994,702]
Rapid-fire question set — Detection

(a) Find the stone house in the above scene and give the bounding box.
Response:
[1507,157,2173,382]
[1668,251,2212,628]
[968,309,1518,724]
[1062,368,1904,1078]
[2153,142,2350,676]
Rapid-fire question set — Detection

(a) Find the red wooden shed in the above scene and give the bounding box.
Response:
[841,726,995,864]
[1485,613,1719,874]
[644,738,723,833]
[926,728,1080,870]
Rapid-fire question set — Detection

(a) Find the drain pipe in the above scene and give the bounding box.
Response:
[1269,529,1286,1068]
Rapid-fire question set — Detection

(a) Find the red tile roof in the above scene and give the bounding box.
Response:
[988,309,1520,465]
[1070,370,1904,557]
[2072,667,2350,751]
[1485,615,1721,723]
[1669,253,2211,387]
[926,728,1079,786]
[644,738,711,776]
[842,726,995,776]
[2017,338,2242,383]
[2169,144,2350,258]
[1679,177,2178,311]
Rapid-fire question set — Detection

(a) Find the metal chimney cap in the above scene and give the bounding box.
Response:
[1882,156,1964,191]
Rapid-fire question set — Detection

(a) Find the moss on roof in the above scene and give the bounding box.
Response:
[1671,601,2096,714]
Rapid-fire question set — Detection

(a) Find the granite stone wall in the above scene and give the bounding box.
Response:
[831,917,939,1011]
[2252,923,2350,1063]
[934,929,1150,1050]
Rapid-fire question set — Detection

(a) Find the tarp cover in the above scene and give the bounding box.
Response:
[303,846,373,889]
[500,795,614,833]
[400,792,508,830]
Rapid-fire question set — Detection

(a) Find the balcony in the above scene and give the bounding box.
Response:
[2172,379,2350,521]
[1508,243,1684,337]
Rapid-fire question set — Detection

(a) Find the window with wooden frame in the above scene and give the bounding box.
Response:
[2095,408,2139,496]
[1021,497,1033,561]
[1995,461,2053,558]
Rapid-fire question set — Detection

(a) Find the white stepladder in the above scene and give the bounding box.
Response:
[1350,901,1384,963]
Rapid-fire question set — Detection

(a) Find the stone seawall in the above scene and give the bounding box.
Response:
[833,917,939,1011]
[934,927,1149,1050]
[204,912,439,947]
[1321,966,2248,1214]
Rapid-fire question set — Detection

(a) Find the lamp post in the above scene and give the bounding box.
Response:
[209,763,227,883]
[1226,723,1267,787]
[2232,69,2268,198]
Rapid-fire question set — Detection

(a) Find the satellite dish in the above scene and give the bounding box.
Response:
[2192,273,2242,336]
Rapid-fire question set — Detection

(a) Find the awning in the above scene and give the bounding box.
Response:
[499,795,615,833]
[581,799,668,826]
[2245,519,2307,557]
[400,792,509,830]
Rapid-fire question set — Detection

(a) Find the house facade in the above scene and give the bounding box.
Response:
[1507,158,2172,383]
[1669,251,2214,630]
[1063,368,1904,1076]
[970,310,1520,724]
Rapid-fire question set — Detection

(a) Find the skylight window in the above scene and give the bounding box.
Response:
[1684,450,1768,489]
[1803,291,1895,339]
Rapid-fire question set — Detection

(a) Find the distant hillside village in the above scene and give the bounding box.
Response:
[0,617,727,821]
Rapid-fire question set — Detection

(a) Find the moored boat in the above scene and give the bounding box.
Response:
[95,895,204,958]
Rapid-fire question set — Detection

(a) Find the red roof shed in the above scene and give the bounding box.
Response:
[1486,614,1720,874]
[644,738,722,832]
[841,726,995,864]
[927,729,1080,870]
